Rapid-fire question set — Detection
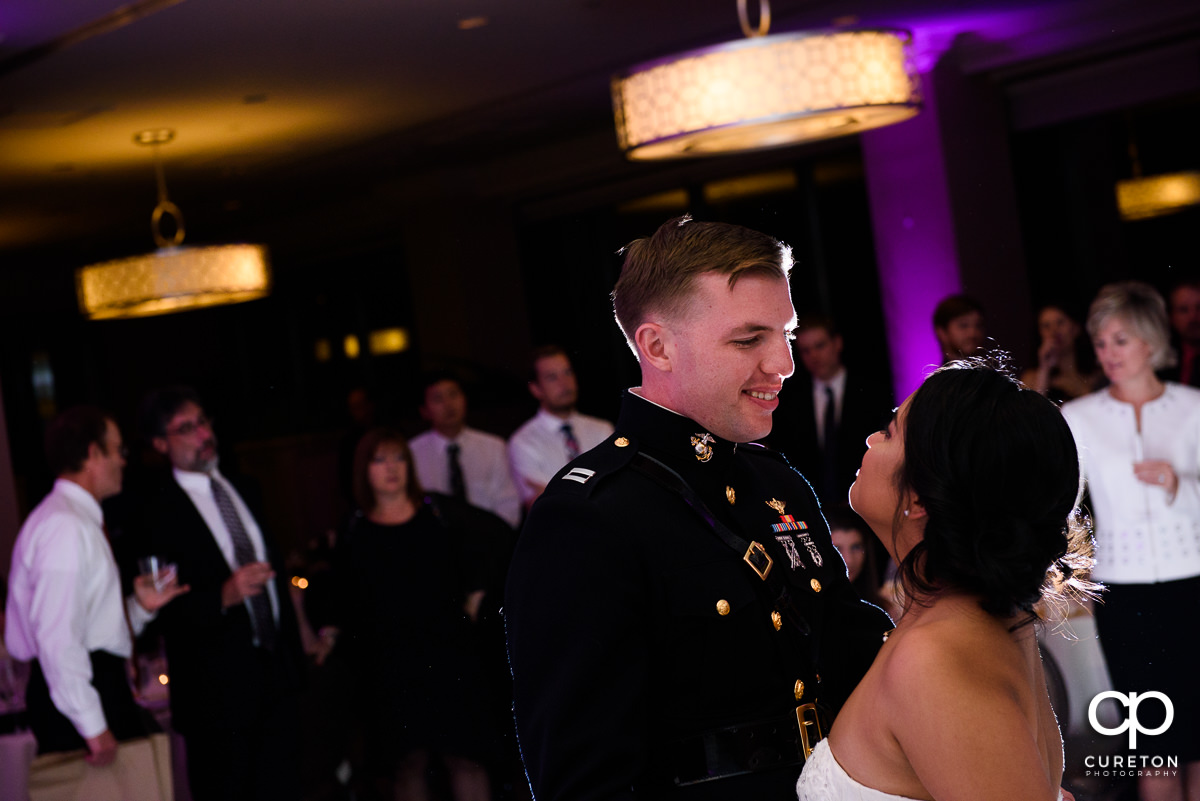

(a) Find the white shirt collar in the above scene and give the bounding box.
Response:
[53,478,103,526]
[628,387,689,419]
[534,407,578,431]
[813,366,847,394]
[174,463,223,491]
[425,428,466,447]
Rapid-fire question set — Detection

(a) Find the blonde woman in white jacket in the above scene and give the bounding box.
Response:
[1062,281,1200,801]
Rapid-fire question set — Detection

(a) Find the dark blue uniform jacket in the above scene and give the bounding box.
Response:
[506,391,891,801]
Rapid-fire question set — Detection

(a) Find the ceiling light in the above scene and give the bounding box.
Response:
[611,0,920,160]
[75,129,270,320]
[1116,173,1200,221]
[703,169,798,204]
[368,328,410,355]
[617,189,691,215]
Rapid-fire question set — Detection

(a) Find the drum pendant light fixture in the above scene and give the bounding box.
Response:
[1115,129,1200,221]
[612,0,920,160]
[76,129,271,320]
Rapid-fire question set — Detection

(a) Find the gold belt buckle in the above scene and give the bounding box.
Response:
[743,541,774,580]
[795,702,824,759]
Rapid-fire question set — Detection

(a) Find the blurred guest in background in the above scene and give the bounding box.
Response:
[507,346,613,510]
[825,505,900,623]
[932,294,986,363]
[769,315,892,507]
[6,406,183,764]
[1062,282,1200,801]
[338,386,380,513]
[140,386,305,801]
[410,372,521,528]
[1168,276,1200,388]
[338,427,498,801]
[1019,303,1103,402]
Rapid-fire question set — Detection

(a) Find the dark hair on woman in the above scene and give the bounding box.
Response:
[351,427,423,512]
[894,357,1095,619]
[825,504,882,600]
[1033,302,1098,377]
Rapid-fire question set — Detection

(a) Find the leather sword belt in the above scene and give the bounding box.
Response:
[652,703,826,788]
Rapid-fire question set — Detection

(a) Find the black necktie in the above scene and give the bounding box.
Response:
[562,423,581,460]
[210,477,276,650]
[447,443,467,501]
[1190,351,1200,388]
[821,386,838,503]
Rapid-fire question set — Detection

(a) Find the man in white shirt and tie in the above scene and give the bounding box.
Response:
[5,406,185,764]
[769,317,893,507]
[409,372,521,528]
[507,346,614,510]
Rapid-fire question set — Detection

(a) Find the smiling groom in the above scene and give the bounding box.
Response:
[504,216,891,801]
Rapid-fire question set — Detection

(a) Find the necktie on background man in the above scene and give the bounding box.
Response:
[821,386,838,504]
[210,477,277,650]
[561,423,581,460]
[447,442,468,501]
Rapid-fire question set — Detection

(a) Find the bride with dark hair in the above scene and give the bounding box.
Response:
[797,360,1093,801]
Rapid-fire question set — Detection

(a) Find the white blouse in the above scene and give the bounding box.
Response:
[1061,383,1200,584]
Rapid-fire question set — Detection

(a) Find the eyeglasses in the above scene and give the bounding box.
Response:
[166,414,212,438]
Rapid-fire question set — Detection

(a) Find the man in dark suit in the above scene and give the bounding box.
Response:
[139,387,304,801]
[1168,277,1200,387]
[505,217,891,801]
[769,316,894,509]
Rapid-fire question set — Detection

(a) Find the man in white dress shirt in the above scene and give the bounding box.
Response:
[5,406,186,764]
[409,372,521,528]
[507,346,614,510]
[768,316,893,508]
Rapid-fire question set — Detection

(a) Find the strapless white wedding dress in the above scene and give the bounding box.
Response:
[796,739,1063,801]
[796,739,922,801]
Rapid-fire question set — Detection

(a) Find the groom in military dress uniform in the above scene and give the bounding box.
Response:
[505,216,892,801]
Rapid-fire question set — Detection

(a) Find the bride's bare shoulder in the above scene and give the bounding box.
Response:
[881,601,1026,698]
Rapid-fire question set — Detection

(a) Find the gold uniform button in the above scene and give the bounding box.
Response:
[716,599,731,616]
[614,437,629,448]
[810,578,822,593]
[771,611,783,631]
[794,680,805,701]
[725,486,736,505]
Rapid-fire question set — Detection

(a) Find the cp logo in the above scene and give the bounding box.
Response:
[1088,691,1174,749]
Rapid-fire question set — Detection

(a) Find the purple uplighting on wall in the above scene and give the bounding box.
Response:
[860,69,960,403]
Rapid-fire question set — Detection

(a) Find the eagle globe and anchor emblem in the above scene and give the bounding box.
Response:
[691,433,715,462]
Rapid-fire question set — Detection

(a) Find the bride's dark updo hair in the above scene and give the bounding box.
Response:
[896,358,1094,619]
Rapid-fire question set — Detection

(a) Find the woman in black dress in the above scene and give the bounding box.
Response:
[341,427,495,801]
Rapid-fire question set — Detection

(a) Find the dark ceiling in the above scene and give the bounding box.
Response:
[4,0,1200,259]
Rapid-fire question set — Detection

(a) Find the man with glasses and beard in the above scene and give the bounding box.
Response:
[138,386,304,801]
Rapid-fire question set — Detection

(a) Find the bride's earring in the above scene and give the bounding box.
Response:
[903,509,910,517]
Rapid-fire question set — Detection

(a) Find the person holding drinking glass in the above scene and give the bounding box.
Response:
[1061,281,1200,801]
